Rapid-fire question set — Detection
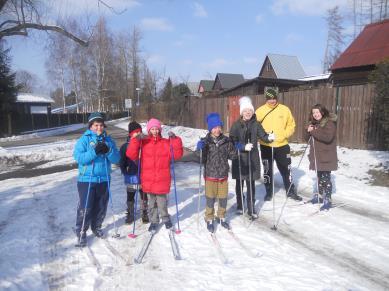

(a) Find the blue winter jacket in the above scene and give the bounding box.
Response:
[73,129,120,183]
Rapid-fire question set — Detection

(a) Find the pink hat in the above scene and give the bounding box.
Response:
[146,118,162,132]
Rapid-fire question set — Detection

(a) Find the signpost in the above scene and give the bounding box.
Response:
[125,99,132,118]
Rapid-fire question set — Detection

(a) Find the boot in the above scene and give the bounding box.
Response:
[93,228,105,238]
[148,223,158,233]
[216,217,230,230]
[206,220,215,233]
[165,220,173,229]
[310,194,323,204]
[75,232,87,247]
[320,196,332,211]
[287,191,303,201]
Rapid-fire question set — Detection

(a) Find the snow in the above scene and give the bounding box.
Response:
[16,93,54,103]
[0,124,389,290]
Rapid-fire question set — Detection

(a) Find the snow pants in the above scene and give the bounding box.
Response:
[147,193,170,224]
[317,171,332,199]
[260,144,296,198]
[75,181,109,234]
[205,180,228,221]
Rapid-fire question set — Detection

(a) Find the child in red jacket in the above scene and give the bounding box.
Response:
[126,118,183,232]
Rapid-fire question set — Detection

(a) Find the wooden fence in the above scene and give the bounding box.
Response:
[132,83,383,149]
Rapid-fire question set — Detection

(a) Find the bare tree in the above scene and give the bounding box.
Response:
[0,0,89,46]
[323,6,345,72]
[15,69,39,93]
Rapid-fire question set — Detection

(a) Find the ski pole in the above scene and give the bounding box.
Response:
[170,141,181,234]
[312,137,321,211]
[270,146,276,230]
[248,139,254,219]
[271,137,311,230]
[197,149,203,231]
[128,150,142,239]
[237,149,245,219]
[79,162,94,245]
[105,158,120,238]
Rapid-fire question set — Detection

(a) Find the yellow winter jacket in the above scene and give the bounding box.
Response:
[255,103,295,148]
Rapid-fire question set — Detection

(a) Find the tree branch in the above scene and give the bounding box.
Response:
[0,22,89,46]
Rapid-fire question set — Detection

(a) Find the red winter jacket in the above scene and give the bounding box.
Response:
[126,134,183,194]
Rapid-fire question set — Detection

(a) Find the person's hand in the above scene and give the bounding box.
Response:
[244,143,254,151]
[95,142,109,154]
[196,140,205,151]
[235,142,244,151]
[268,132,275,142]
[307,125,315,133]
[168,131,176,138]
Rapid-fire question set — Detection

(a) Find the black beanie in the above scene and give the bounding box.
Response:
[128,121,142,134]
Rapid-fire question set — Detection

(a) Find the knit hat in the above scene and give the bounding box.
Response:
[88,112,105,128]
[239,96,254,115]
[146,118,162,132]
[206,112,223,131]
[265,88,278,100]
[128,121,142,135]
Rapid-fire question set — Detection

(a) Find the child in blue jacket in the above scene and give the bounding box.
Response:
[73,112,120,246]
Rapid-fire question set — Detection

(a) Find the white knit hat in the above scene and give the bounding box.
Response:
[239,96,254,115]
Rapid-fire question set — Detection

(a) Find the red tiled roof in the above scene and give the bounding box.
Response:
[331,19,389,70]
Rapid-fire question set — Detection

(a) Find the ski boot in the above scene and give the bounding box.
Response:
[75,232,87,247]
[287,192,303,201]
[320,197,332,211]
[310,194,323,204]
[216,217,231,230]
[206,220,215,233]
[148,223,158,233]
[93,228,105,238]
[164,220,173,229]
[125,201,135,224]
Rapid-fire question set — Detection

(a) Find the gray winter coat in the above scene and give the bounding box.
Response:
[201,133,237,179]
[229,115,270,180]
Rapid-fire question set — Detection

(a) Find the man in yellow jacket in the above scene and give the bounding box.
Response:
[255,88,302,202]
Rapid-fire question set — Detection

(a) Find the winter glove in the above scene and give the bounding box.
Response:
[244,143,254,151]
[234,142,244,151]
[168,131,176,138]
[95,142,109,155]
[268,132,275,142]
[196,140,206,151]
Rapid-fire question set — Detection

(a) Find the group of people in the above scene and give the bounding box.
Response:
[72,88,338,245]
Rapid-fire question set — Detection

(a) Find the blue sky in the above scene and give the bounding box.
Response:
[7,0,352,87]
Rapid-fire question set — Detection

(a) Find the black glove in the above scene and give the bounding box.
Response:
[95,142,109,155]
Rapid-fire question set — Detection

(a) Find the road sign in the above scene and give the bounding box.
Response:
[125,99,132,109]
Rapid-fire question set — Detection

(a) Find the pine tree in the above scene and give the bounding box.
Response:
[0,46,18,112]
[160,77,173,102]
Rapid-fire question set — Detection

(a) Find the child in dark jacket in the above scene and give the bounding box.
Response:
[196,113,237,233]
[73,112,120,246]
[126,118,183,233]
[119,121,149,224]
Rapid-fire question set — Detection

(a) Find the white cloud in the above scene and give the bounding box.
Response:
[271,0,349,16]
[243,57,259,64]
[193,2,208,18]
[140,18,173,31]
[49,0,140,16]
[255,14,263,24]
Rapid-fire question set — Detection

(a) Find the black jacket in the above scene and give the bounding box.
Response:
[119,137,139,176]
[229,115,270,180]
[201,133,237,179]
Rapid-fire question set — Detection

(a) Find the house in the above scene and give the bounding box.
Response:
[13,93,54,114]
[259,53,306,80]
[331,19,389,85]
[186,82,201,97]
[198,80,214,96]
[212,73,245,91]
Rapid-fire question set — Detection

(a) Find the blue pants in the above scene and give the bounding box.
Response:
[75,181,109,234]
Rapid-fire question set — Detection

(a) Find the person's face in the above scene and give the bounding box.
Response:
[312,108,322,121]
[266,98,277,106]
[211,126,222,137]
[242,109,253,121]
[90,121,104,135]
[149,127,160,137]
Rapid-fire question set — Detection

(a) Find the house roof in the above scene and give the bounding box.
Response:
[186,82,200,96]
[198,80,214,92]
[298,73,331,81]
[213,73,245,90]
[331,19,389,70]
[260,54,306,80]
[16,93,54,103]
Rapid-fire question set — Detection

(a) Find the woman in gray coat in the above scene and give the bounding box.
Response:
[305,104,338,211]
[229,96,273,217]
